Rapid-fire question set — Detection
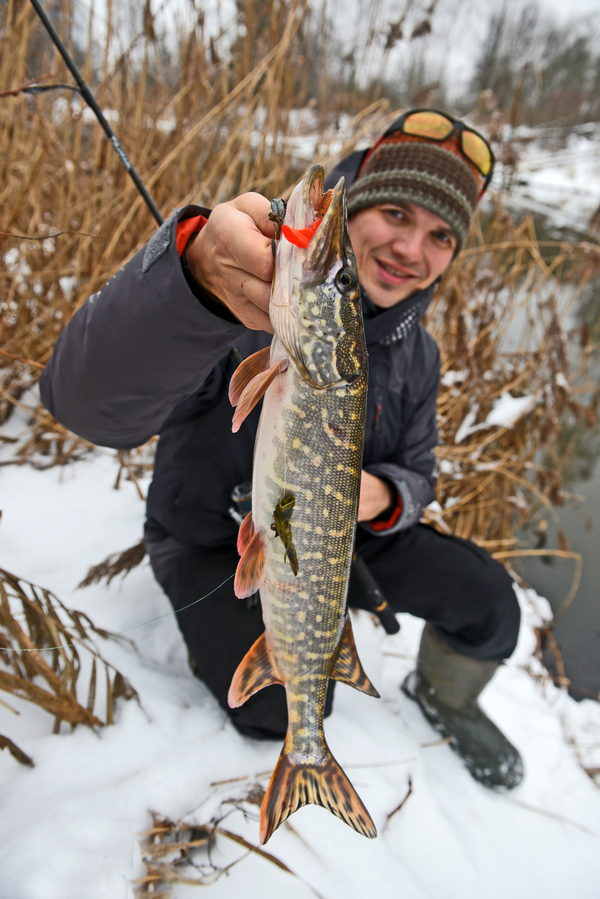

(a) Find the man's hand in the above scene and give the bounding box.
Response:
[185,193,275,332]
[357,470,396,522]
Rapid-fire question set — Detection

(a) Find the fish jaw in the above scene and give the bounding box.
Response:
[270,168,367,391]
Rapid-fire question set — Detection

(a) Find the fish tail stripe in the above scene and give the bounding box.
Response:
[228,633,282,708]
[228,346,271,407]
[330,615,380,698]
[259,748,377,844]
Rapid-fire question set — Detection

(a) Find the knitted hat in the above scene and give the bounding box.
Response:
[346,131,482,254]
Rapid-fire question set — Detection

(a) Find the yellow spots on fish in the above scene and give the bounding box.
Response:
[292,437,303,450]
[350,412,357,421]
[317,594,326,603]
[298,591,309,599]
[322,508,329,518]
[311,305,320,315]
[288,402,306,418]
[316,614,323,623]
[312,551,323,560]
[324,484,332,495]
[338,409,344,418]
[313,454,322,467]
[289,709,300,724]
[310,574,322,582]
[315,526,323,535]
[335,389,345,397]
[328,558,338,566]
[335,491,345,502]
[305,489,313,501]
[297,610,306,623]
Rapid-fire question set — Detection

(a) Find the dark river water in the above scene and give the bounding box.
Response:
[511,215,600,701]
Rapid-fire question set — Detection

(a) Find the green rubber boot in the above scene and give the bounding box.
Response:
[402,623,524,790]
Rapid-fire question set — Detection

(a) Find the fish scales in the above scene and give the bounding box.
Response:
[228,164,379,844]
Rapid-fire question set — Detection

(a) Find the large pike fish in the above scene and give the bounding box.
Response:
[228,165,378,844]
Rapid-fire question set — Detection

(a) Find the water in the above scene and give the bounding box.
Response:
[519,466,600,700]
[510,214,600,700]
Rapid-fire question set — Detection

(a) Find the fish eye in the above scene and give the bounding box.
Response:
[335,267,357,293]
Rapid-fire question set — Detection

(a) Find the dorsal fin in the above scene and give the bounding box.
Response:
[330,615,380,697]
[229,346,271,407]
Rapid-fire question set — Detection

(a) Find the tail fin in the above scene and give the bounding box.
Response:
[260,744,377,844]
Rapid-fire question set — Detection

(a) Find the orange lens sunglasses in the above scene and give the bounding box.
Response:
[386,109,495,191]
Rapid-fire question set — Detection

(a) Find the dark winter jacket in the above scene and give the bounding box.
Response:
[40,201,440,556]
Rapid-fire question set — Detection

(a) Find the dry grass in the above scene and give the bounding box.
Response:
[425,210,600,566]
[0,566,139,763]
[134,786,325,898]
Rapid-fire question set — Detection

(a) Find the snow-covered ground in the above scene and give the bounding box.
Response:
[1,393,600,899]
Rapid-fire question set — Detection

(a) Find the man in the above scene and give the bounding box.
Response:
[40,109,523,790]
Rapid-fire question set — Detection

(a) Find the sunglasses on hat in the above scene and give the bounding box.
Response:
[384,108,495,192]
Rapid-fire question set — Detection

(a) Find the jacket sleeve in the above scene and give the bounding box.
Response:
[361,344,439,536]
[39,207,246,450]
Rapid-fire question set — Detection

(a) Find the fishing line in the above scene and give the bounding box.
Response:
[0,572,235,654]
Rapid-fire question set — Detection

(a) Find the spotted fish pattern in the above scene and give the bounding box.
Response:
[228,165,379,844]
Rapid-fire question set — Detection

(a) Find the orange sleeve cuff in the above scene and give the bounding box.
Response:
[176,215,208,257]
[368,491,403,532]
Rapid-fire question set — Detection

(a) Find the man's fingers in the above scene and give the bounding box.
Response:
[230,192,277,239]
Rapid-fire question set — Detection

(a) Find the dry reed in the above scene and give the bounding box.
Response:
[0,566,139,763]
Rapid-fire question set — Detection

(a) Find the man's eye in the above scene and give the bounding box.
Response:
[434,232,454,247]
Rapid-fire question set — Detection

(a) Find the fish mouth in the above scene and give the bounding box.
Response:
[284,164,347,274]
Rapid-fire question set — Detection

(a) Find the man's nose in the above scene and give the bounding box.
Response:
[392,228,424,264]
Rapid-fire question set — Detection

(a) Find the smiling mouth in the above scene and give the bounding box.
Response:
[376,259,419,281]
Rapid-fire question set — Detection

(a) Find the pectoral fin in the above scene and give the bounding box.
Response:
[229,346,271,407]
[330,616,380,698]
[231,359,288,433]
[233,531,265,599]
[228,633,282,708]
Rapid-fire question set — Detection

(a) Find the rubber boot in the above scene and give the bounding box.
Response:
[402,623,524,790]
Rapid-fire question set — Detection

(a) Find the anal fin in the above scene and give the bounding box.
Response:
[228,633,282,709]
[229,346,271,407]
[330,615,380,698]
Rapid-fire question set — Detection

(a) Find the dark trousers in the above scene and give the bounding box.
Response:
[149,524,520,738]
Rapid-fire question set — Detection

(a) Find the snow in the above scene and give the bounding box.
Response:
[455,392,540,444]
[1,397,600,899]
[495,124,600,232]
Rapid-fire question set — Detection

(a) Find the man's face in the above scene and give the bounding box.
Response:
[348,202,457,308]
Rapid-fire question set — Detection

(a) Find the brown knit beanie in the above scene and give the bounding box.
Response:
[347,132,482,254]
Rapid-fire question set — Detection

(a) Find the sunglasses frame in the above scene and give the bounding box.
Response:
[384,108,495,193]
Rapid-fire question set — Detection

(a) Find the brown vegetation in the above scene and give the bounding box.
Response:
[0,566,139,764]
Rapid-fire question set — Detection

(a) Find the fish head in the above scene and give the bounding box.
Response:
[270,164,367,389]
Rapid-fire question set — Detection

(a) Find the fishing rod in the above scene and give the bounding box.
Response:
[28,0,164,227]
